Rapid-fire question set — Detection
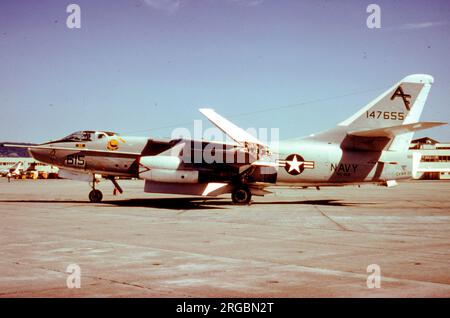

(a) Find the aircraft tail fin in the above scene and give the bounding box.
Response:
[11,162,22,175]
[338,74,435,151]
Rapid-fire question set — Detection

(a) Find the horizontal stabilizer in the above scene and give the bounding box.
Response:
[348,122,446,138]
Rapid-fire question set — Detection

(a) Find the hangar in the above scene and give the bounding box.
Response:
[409,137,450,180]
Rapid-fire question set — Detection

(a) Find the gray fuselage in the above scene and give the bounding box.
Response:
[29,131,412,187]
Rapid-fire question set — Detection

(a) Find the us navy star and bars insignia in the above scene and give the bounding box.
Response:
[277,154,315,176]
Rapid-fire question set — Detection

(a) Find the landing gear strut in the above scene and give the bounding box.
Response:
[108,176,123,196]
[88,177,103,203]
[231,185,252,205]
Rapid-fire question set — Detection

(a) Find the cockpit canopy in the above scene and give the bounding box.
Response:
[60,131,118,142]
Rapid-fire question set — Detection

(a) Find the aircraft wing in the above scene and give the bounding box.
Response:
[199,108,267,147]
[2,144,41,148]
[348,122,447,138]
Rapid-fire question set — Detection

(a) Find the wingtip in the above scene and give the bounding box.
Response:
[430,121,448,126]
[199,108,214,112]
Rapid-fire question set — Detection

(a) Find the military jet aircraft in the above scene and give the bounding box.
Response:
[4,74,446,204]
[0,161,24,178]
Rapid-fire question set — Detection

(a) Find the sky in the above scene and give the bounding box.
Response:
[0,0,449,143]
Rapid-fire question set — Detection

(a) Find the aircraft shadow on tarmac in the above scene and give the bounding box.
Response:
[103,198,364,210]
[0,198,369,210]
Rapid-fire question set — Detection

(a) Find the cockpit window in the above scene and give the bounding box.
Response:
[61,131,93,142]
[43,130,119,145]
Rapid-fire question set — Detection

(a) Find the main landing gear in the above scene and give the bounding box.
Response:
[231,185,252,205]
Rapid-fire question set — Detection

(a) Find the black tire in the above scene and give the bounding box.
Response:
[231,186,252,205]
[89,189,103,203]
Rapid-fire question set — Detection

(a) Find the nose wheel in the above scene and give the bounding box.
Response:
[88,176,103,203]
[89,189,103,203]
[231,185,252,205]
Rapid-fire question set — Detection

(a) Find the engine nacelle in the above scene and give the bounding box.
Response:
[139,156,182,170]
[139,156,198,183]
[140,169,198,183]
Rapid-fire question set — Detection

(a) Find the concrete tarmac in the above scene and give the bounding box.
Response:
[0,178,449,297]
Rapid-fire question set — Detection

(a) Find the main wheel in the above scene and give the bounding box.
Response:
[89,189,103,203]
[231,186,252,205]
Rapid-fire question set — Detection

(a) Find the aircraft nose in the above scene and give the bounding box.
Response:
[29,148,53,165]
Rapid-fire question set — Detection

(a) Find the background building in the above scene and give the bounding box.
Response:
[409,137,450,180]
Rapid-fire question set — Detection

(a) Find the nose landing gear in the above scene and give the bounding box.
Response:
[88,176,124,203]
[88,176,103,203]
[88,189,103,203]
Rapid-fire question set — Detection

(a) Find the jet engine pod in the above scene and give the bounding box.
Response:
[140,169,199,184]
[139,156,182,170]
[139,156,197,183]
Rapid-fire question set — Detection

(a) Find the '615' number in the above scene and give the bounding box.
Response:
[66,155,85,166]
